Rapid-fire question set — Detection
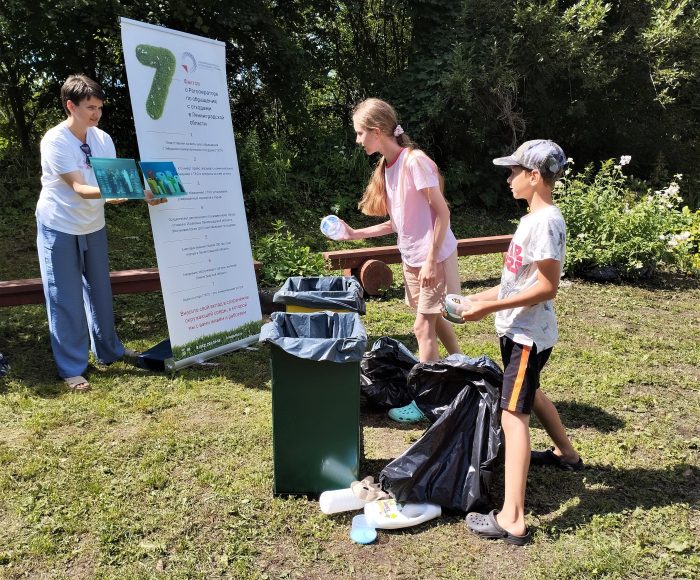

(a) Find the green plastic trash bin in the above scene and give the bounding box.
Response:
[260,311,367,495]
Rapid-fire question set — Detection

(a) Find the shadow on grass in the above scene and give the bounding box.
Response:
[529,462,700,532]
[571,270,699,292]
[461,277,501,291]
[532,401,625,432]
[360,453,699,539]
[366,285,406,302]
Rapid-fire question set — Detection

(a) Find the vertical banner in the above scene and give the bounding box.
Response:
[120,18,261,370]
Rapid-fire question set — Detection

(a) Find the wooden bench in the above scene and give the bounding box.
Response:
[323,235,512,295]
[0,262,262,307]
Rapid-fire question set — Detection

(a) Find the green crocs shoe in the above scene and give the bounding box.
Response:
[388,400,426,423]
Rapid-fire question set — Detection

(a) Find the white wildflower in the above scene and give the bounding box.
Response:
[665,182,680,196]
[567,157,574,165]
[667,232,691,248]
[614,165,622,170]
[577,233,586,239]
[620,155,632,166]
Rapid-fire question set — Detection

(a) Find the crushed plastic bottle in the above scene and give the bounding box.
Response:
[320,215,348,240]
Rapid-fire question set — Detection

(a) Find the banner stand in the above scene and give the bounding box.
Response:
[120,17,262,368]
[136,335,259,373]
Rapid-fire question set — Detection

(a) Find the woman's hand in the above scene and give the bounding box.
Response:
[106,198,129,204]
[144,189,167,206]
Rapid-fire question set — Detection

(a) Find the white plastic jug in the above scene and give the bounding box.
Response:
[364,499,442,529]
[320,215,348,240]
[319,487,367,514]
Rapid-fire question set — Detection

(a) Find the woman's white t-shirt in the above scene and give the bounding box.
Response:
[36,121,115,235]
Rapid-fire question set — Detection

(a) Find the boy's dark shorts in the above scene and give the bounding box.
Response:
[499,336,552,415]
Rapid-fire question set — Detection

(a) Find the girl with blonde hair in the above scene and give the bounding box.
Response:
[338,98,462,421]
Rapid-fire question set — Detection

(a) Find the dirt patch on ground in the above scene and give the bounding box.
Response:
[360,409,425,472]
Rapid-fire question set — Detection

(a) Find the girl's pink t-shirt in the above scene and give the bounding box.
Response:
[384,148,457,267]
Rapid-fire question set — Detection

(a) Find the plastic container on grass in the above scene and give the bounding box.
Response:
[319,487,367,514]
[350,514,377,544]
[364,499,441,529]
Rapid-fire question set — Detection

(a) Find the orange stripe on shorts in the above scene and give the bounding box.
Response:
[507,344,531,412]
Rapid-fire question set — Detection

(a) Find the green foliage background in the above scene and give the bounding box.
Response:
[1,0,699,224]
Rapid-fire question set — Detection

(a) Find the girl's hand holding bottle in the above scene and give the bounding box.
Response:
[320,214,352,240]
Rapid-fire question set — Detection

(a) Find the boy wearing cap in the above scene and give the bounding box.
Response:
[450,139,582,545]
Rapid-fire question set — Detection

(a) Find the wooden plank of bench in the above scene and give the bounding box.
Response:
[322,235,512,270]
[0,278,45,306]
[0,262,262,307]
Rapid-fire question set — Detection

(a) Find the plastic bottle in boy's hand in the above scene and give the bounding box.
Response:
[441,293,472,324]
[320,215,349,240]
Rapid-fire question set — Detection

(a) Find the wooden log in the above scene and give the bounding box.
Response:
[359,259,394,296]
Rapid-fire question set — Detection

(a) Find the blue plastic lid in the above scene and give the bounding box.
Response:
[350,514,377,544]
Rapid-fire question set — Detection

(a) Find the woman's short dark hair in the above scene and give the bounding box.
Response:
[60,75,105,115]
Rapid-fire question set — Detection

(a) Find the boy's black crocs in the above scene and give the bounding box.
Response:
[530,447,584,471]
[465,510,532,546]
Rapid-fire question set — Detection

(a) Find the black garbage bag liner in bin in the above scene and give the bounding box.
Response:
[360,336,418,409]
[379,357,502,513]
[259,311,367,362]
[272,276,366,314]
[409,354,504,423]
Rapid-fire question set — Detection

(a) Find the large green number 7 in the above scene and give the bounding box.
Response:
[135,45,176,120]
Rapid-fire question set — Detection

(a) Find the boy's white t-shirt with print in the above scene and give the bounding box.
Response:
[36,121,114,235]
[384,148,457,267]
[495,205,566,351]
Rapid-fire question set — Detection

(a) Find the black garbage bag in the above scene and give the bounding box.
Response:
[259,311,367,363]
[379,361,502,513]
[360,337,418,409]
[272,276,366,314]
[409,354,503,423]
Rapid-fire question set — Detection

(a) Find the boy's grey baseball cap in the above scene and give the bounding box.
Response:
[493,139,567,175]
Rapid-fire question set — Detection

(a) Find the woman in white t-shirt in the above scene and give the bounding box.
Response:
[338,98,462,422]
[36,75,164,391]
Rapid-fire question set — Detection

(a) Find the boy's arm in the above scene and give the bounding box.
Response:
[467,285,501,302]
[461,258,561,321]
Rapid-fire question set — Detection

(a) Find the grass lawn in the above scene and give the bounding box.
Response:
[0,206,698,578]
